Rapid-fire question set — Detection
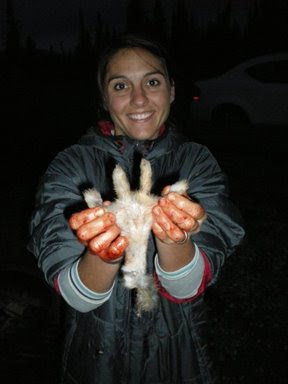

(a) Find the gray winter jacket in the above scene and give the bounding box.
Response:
[28,122,245,384]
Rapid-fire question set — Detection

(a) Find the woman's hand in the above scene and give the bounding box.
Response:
[69,205,128,262]
[152,186,206,244]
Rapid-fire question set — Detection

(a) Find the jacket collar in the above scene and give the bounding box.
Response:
[78,119,187,160]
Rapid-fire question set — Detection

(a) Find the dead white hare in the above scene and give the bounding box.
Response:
[83,159,188,314]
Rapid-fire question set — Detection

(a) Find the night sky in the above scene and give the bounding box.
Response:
[0,0,256,51]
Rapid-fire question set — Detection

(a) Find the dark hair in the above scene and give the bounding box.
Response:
[95,34,174,119]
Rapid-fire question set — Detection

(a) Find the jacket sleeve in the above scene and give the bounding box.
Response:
[27,147,88,287]
[180,143,245,286]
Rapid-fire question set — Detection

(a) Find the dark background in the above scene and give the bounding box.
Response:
[0,0,287,383]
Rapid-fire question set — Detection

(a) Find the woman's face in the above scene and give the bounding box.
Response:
[103,48,175,140]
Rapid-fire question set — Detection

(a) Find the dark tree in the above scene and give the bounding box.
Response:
[126,0,149,35]
[170,0,191,72]
[5,0,21,62]
[25,35,37,57]
[93,12,109,54]
[75,8,93,58]
[149,0,169,46]
[244,0,288,55]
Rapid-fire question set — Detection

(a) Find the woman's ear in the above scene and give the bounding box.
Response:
[170,83,175,104]
[102,97,108,111]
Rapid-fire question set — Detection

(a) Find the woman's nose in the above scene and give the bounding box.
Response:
[131,85,148,106]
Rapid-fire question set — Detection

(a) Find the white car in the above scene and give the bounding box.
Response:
[191,52,288,128]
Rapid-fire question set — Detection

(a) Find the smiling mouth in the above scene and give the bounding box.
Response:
[128,112,154,121]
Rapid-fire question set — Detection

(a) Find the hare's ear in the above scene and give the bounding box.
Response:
[112,164,131,198]
[139,159,153,195]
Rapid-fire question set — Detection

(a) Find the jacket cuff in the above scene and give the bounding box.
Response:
[153,249,212,304]
[54,259,114,312]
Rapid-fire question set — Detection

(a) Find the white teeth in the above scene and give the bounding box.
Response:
[128,112,152,121]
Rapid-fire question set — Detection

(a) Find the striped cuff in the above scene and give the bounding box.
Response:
[57,259,114,313]
[154,242,205,299]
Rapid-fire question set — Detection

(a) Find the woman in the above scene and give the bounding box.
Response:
[28,34,245,383]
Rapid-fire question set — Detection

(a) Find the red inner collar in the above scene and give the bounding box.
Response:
[98,120,166,137]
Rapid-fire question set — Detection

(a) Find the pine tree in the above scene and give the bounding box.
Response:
[5,0,21,62]
[149,0,169,46]
[126,0,148,35]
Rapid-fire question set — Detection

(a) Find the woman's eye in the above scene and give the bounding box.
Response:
[147,79,160,87]
[114,82,127,91]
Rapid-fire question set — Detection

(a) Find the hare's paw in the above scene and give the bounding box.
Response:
[170,180,189,195]
[83,188,103,208]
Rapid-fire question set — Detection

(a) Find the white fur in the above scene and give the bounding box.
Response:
[83,159,188,315]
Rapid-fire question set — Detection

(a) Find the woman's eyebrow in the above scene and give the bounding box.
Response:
[107,70,166,83]
[143,70,166,78]
[107,74,127,83]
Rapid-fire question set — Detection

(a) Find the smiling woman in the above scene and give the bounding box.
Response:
[95,35,176,141]
[27,33,245,384]
[103,47,175,140]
